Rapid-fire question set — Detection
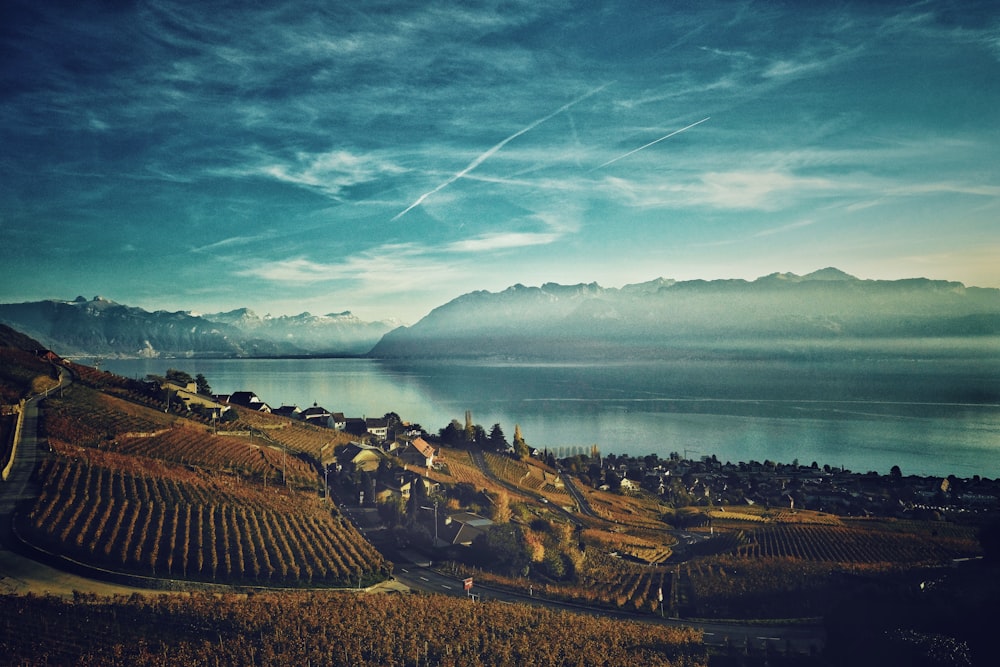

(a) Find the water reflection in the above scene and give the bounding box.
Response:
[101,355,1000,479]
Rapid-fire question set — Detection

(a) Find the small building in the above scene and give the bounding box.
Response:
[437,512,493,548]
[619,476,639,494]
[336,442,384,473]
[164,381,229,419]
[365,417,389,441]
[272,405,301,419]
[331,412,347,431]
[300,404,333,427]
[397,436,437,469]
[224,391,271,413]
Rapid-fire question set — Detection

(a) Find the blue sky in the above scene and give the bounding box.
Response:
[2,1,998,323]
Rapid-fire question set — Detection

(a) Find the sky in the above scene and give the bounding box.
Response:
[1,1,998,324]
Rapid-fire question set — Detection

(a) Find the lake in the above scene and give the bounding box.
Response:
[100,351,1000,479]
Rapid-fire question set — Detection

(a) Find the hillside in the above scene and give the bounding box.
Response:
[3,348,390,589]
[0,297,395,358]
[0,323,58,403]
[369,269,1000,360]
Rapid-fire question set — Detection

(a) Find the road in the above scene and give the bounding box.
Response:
[387,552,824,654]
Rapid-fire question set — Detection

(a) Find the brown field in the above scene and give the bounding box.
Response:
[22,453,388,587]
[482,451,568,498]
[0,590,706,666]
[27,375,390,589]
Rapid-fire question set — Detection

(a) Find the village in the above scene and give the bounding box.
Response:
[158,373,1000,559]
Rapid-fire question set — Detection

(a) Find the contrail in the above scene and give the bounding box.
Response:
[593,116,710,170]
[392,84,611,221]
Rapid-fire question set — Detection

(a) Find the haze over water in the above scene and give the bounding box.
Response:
[103,351,1000,480]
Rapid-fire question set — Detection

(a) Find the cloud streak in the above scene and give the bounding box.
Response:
[593,117,710,170]
[392,83,611,220]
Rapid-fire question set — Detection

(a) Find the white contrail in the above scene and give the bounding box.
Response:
[594,116,710,170]
[392,84,611,221]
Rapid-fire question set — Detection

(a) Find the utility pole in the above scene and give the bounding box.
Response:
[323,464,330,503]
[420,501,439,547]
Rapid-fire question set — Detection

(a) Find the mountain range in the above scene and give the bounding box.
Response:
[0,296,397,358]
[368,268,1000,360]
[1,269,998,360]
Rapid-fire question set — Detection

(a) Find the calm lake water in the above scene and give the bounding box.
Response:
[101,351,1000,479]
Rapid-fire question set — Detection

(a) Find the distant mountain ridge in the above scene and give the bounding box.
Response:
[368,269,1000,360]
[0,296,396,358]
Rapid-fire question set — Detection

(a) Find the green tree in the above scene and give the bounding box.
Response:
[439,420,463,445]
[195,373,211,396]
[474,524,530,576]
[166,368,194,385]
[488,423,508,452]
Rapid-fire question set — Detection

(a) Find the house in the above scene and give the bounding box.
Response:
[396,436,437,469]
[365,417,389,441]
[224,391,271,413]
[300,404,333,427]
[374,470,435,504]
[336,442,384,473]
[163,381,229,419]
[272,405,301,419]
[343,418,368,437]
[437,512,493,548]
[375,475,413,504]
[331,412,347,431]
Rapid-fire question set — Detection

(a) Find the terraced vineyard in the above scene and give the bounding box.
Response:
[110,427,319,490]
[22,365,391,589]
[42,384,175,446]
[482,451,568,498]
[455,554,674,614]
[735,522,979,566]
[222,407,354,460]
[22,455,388,586]
[425,448,495,490]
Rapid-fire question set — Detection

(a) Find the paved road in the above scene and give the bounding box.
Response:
[388,554,824,654]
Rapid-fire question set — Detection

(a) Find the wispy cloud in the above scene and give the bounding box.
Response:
[392,83,611,220]
[754,219,816,237]
[599,170,841,212]
[237,242,454,287]
[445,231,563,253]
[256,150,405,200]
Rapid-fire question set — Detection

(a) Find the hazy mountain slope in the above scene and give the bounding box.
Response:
[0,297,393,358]
[201,309,396,356]
[0,322,47,353]
[368,269,1000,360]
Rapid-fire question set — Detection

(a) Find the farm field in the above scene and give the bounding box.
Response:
[20,371,390,589]
[482,450,568,498]
[0,590,707,666]
[21,449,388,587]
[458,509,981,620]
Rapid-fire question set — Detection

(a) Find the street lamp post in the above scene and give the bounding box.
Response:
[420,501,439,547]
